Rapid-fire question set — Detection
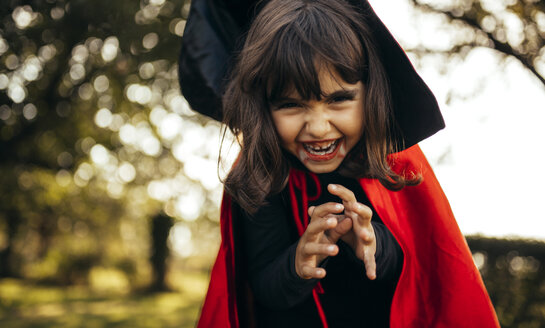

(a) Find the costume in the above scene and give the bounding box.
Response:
[196,145,499,327]
[240,165,403,327]
[178,0,500,326]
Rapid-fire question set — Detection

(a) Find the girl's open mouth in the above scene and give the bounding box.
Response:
[299,138,344,162]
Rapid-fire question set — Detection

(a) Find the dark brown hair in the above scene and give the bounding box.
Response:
[222,0,418,214]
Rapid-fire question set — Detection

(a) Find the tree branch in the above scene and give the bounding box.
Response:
[409,0,545,87]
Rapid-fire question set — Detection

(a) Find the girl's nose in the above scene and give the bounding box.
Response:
[305,110,330,138]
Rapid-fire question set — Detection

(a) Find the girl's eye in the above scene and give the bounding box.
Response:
[277,102,301,110]
[331,95,354,103]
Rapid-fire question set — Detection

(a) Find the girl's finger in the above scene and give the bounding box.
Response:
[302,242,339,257]
[356,225,375,244]
[362,247,377,280]
[327,216,352,243]
[310,202,344,220]
[328,184,357,205]
[307,206,316,217]
[306,216,338,236]
[352,202,373,223]
[300,265,326,280]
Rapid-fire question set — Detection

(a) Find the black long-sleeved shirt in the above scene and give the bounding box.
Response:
[240,171,404,327]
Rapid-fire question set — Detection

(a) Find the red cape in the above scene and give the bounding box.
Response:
[197,145,500,327]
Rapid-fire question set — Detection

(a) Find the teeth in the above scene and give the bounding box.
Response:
[303,139,339,155]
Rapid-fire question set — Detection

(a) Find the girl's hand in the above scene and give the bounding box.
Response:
[328,184,377,280]
[295,202,352,279]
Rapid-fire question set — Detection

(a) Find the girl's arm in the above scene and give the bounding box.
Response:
[241,193,350,310]
[241,193,315,310]
[328,184,403,281]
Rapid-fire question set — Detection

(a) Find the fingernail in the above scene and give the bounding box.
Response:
[327,245,335,252]
[330,184,337,189]
[335,204,343,210]
[327,218,336,225]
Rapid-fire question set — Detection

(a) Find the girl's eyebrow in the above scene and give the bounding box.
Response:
[270,96,301,106]
[270,88,359,105]
[322,88,358,100]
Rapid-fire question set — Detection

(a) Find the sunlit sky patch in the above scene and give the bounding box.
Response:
[370,0,545,240]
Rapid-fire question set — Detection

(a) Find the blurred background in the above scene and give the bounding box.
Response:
[0,0,543,327]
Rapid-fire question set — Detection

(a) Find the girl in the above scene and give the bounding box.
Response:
[179,0,500,327]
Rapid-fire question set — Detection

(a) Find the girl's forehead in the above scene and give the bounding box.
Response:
[277,66,359,99]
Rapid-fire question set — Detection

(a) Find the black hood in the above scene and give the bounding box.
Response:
[178,0,445,148]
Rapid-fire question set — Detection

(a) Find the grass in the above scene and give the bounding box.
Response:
[0,270,209,328]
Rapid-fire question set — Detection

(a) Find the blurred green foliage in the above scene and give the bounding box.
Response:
[0,269,208,327]
[0,0,222,289]
[467,236,545,328]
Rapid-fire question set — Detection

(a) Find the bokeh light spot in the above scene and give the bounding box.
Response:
[139,62,155,79]
[0,106,11,120]
[80,137,96,154]
[8,84,26,103]
[175,190,204,222]
[18,171,34,190]
[118,162,136,183]
[126,84,152,104]
[78,83,94,100]
[169,224,193,258]
[141,136,161,156]
[150,105,167,126]
[12,5,37,29]
[107,181,124,199]
[57,151,73,167]
[147,180,172,201]
[75,162,95,186]
[472,252,486,270]
[174,20,186,36]
[95,108,113,128]
[142,5,160,20]
[23,103,38,120]
[158,113,182,140]
[72,44,89,63]
[109,114,125,131]
[55,169,72,187]
[94,75,110,93]
[101,36,119,62]
[22,56,41,81]
[0,74,9,89]
[119,124,137,145]
[142,32,159,50]
[5,54,19,70]
[90,144,110,165]
[38,44,57,61]
[0,38,8,56]
[88,38,103,54]
[69,63,86,81]
[50,7,65,20]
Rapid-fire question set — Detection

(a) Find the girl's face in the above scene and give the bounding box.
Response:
[270,69,364,173]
